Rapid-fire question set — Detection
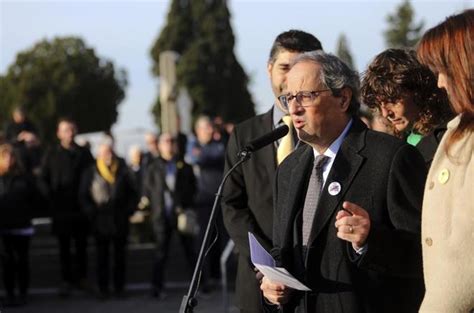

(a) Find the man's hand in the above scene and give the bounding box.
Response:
[260,276,292,305]
[335,201,371,250]
[254,267,264,283]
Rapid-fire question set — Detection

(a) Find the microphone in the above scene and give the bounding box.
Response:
[180,124,288,313]
[240,124,289,154]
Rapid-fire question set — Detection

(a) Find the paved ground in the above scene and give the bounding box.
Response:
[0,221,240,313]
[1,285,239,313]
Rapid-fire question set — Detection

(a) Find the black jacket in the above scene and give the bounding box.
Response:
[4,119,38,143]
[143,157,196,229]
[79,158,138,237]
[416,123,448,168]
[40,143,94,235]
[272,119,426,313]
[0,172,44,229]
[221,109,277,311]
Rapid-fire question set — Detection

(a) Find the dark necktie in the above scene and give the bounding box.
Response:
[302,155,329,246]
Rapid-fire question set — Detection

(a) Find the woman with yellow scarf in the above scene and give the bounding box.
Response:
[79,136,138,299]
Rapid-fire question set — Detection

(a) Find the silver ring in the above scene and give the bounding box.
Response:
[349,225,353,233]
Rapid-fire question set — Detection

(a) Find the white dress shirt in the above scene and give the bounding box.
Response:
[312,119,353,188]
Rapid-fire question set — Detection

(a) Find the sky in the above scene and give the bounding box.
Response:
[1,0,472,133]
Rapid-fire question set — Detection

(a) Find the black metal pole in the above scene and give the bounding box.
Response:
[179,151,251,313]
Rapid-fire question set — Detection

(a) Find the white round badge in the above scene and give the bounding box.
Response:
[328,182,341,196]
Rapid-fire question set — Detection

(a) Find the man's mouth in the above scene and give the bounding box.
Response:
[293,119,305,129]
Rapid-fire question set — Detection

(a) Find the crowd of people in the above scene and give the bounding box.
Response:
[0,110,230,307]
[1,8,473,313]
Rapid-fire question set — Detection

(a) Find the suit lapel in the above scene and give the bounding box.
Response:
[307,120,367,247]
[282,145,314,248]
[260,109,278,181]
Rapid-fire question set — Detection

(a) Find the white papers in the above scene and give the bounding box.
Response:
[248,232,311,291]
[255,265,311,291]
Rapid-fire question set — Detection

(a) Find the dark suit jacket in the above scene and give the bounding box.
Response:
[222,108,277,311]
[143,157,196,230]
[40,143,94,235]
[0,172,44,229]
[272,119,426,313]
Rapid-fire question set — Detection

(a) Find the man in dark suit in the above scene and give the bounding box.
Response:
[222,30,323,313]
[261,51,426,313]
[143,132,197,299]
[40,118,94,296]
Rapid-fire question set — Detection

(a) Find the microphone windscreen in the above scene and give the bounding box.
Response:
[246,124,289,152]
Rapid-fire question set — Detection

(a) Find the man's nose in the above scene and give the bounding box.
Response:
[288,101,303,115]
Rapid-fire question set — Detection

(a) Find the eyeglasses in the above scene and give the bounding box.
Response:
[278,90,331,110]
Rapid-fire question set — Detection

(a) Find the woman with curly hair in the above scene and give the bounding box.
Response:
[361,48,452,165]
[417,9,474,312]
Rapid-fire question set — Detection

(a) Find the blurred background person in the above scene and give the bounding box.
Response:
[175,116,188,162]
[128,145,144,197]
[79,135,137,299]
[211,115,230,146]
[0,143,44,307]
[417,9,474,313]
[4,106,39,144]
[4,106,43,176]
[361,48,452,165]
[186,115,226,286]
[40,118,94,297]
[127,145,153,244]
[143,132,197,299]
[141,132,160,169]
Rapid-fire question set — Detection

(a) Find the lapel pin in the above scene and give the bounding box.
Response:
[438,168,450,184]
[328,181,341,196]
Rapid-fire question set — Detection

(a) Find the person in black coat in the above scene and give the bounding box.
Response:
[4,106,43,176]
[261,52,426,313]
[221,30,323,313]
[141,132,160,170]
[187,115,226,283]
[4,106,39,144]
[0,143,44,306]
[143,132,197,298]
[40,118,94,296]
[79,137,137,298]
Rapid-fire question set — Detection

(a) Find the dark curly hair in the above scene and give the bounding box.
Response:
[361,48,452,135]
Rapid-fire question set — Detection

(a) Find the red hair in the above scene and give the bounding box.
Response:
[417,9,474,153]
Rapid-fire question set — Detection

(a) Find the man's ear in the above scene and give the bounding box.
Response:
[339,87,352,112]
[267,62,273,80]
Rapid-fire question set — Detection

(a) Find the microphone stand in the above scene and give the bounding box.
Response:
[179,149,252,313]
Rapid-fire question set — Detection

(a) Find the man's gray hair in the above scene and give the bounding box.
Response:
[290,51,360,115]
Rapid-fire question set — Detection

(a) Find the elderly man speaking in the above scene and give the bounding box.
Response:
[260,51,426,313]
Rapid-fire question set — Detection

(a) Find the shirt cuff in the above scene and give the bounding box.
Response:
[354,244,368,255]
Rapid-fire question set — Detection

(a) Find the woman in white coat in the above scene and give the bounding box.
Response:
[417,9,474,313]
